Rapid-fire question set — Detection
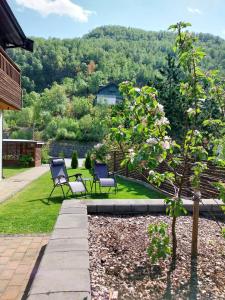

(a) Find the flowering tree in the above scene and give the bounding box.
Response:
[109,22,225,261]
[110,82,182,259]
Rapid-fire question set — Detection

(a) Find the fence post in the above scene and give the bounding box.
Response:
[126,163,129,177]
[113,151,117,172]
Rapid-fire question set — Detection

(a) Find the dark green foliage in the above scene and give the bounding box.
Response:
[58,151,65,158]
[4,25,225,142]
[19,155,33,167]
[41,144,50,164]
[71,151,78,169]
[85,151,92,169]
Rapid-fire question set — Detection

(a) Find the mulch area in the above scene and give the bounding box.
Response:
[89,215,225,300]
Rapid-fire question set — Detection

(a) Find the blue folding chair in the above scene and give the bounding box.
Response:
[92,162,117,193]
[49,158,86,199]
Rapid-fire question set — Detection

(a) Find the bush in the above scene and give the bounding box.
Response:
[71,151,78,169]
[41,143,50,164]
[85,151,92,169]
[58,151,65,158]
[147,223,171,264]
[19,154,33,167]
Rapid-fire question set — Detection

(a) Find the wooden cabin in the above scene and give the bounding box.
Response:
[3,139,44,167]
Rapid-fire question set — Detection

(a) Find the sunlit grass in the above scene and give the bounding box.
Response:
[3,166,31,179]
[0,167,163,234]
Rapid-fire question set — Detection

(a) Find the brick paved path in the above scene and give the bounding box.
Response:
[0,235,49,300]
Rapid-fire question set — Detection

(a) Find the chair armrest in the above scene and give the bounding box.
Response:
[68,173,82,179]
[109,171,116,177]
[53,175,67,185]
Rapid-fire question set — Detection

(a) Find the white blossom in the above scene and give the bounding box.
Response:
[155,117,169,126]
[194,130,200,136]
[155,103,164,114]
[161,141,171,150]
[161,136,172,150]
[187,107,194,114]
[149,170,155,176]
[128,148,135,163]
[94,143,103,150]
[146,137,158,145]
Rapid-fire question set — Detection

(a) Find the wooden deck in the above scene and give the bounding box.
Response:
[0,47,21,110]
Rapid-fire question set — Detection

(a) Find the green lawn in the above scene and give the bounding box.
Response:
[0,167,163,234]
[3,166,31,179]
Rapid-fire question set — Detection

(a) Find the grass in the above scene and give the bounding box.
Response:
[0,167,163,234]
[3,166,31,179]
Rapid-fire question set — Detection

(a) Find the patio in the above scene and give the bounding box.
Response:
[0,234,49,300]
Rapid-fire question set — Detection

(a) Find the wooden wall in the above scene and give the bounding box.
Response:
[108,151,225,199]
[3,141,43,167]
[0,47,21,110]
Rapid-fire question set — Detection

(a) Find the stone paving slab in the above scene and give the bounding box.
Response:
[29,269,90,294]
[0,165,49,204]
[60,206,87,215]
[61,200,86,208]
[55,214,88,229]
[46,238,89,252]
[27,292,91,300]
[51,228,88,240]
[40,251,89,270]
[28,201,91,300]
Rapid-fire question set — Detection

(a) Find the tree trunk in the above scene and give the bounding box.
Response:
[191,190,201,258]
[172,215,177,259]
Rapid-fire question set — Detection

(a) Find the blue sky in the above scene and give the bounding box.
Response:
[8,0,225,39]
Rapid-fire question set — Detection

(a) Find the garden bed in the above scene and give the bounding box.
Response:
[89,215,225,300]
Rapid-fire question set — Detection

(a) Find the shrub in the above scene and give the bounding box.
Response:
[19,154,33,167]
[147,223,171,264]
[85,151,92,169]
[58,151,65,158]
[71,151,78,169]
[41,143,50,164]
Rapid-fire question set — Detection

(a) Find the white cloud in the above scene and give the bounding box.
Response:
[15,0,93,22]
[187,7,203,15]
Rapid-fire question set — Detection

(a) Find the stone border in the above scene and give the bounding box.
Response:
[80,198,224,215]
[26,198,224,300]
[27,200,91,300]
[117,174,170,196]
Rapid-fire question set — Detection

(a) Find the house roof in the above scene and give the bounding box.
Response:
[0,0,33,51]
[3,139,44,145]
[98,83,118,93]
[97,83,122,98]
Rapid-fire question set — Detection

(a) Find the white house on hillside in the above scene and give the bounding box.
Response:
[96,83,122,105]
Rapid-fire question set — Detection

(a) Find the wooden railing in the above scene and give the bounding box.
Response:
[108,150,225,199]
[0,47,21,110]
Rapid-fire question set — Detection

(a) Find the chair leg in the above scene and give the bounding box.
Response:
[60,185,66,199]
[48,186,56,202]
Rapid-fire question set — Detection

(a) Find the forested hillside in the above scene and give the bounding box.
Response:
[4,25,225,142]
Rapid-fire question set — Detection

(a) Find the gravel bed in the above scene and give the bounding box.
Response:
[89,214,225,300]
